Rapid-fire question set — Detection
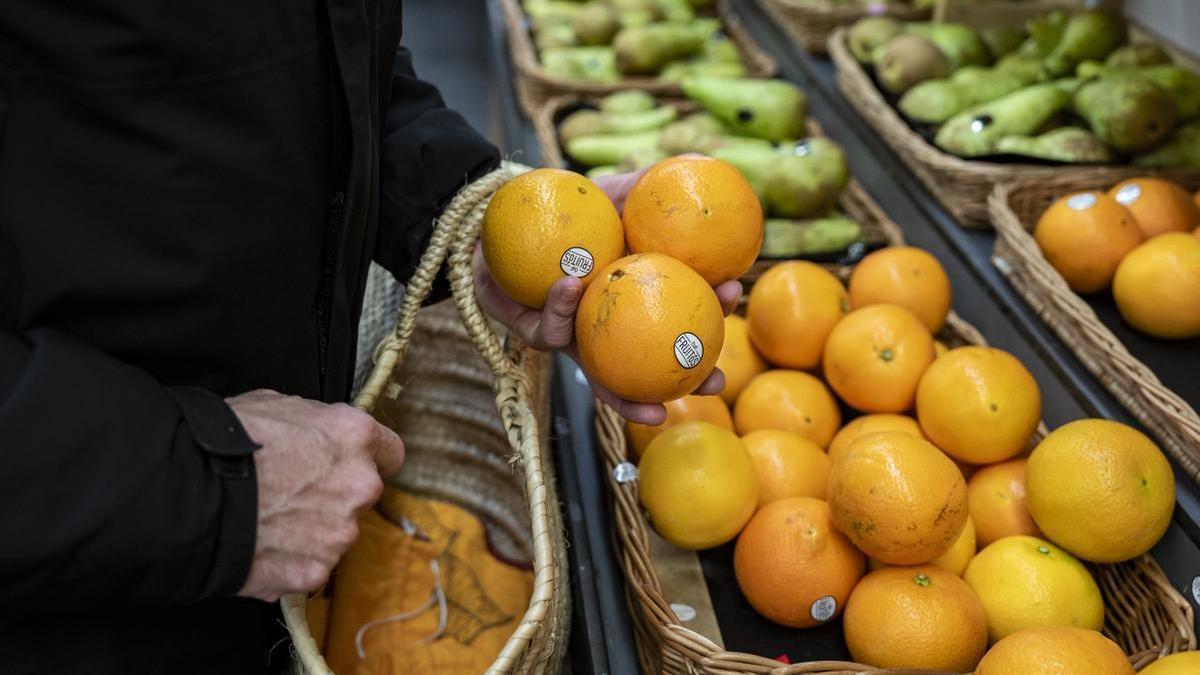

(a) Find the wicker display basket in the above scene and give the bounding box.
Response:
[501,0,778,117]
[827,26,1200,227]
[990,172,1200,484]
[758,0,930,55]
[281,163,570,674]
[532,95,904,285]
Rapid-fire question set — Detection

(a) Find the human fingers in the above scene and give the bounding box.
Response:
[715,279,743,316]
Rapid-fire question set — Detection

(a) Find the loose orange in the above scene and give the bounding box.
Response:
[734,497,864,628]
[843,566,988,671]
[822,304,935,413]
[576,253,725,403]
[934,340,949,357]
[1141,652,1200,675]
[1034,191,1143,294]
[848,246,953,332]
[827,413,924,464]
[931,515,977,575]
[746,261,848,369]
[968,459,1041,548]
[1112,232,1200,339]
[716,315,768,406]
[626,395,733,461]
[482,168,625,308]
[1109,177,1200,238]
[975,627,1134,675]
[916,346,1041,465]
[827,431,968,565]
[733,370,841,448]
[742,429,832,507]
[622,155,764,285]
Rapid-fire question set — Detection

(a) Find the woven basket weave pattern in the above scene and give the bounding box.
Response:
[759,0,929,54]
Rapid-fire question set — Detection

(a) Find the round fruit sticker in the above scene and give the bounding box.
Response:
[1114,182,1142,206]
[673,332,704,369]
[559,246,595,278]
[1066,193,1097,211]
[810,595,837,623]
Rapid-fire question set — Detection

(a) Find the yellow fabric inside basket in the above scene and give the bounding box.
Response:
[310,487,533,675]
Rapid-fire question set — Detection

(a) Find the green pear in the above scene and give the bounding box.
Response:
[558,106,677,143]
[600,90,658,114]
[535,23,578,50]
[1106,43,1173,68]
[613,20,717,74]
[904,23,990,69]
[761,216,863,258]
[1075,65,1200,119]
[659,59,745,81]
[617,9,654,28]
[848,16,903,64]
[572,3,620,46]
[682,76,807,142]
[1044,10,1127,76]
[764,139,849,218]
[1132,122,1200,167]
[565,130,662,166]
[540,47,619,82]
[995,127,1115,163]
[619,146,669,171]
[523,0,582,21]
[1075,76,1177,153]
[981,26,1026,60]
[586,165,622,180]
[935,83,1071,157]
[655,0,695,22]
[993,55,1048,81]
[702,34,742,64]
[901,66,1043,123]
[876,34,952,94]
[658,119,774,155]
[1024,10,1068,57]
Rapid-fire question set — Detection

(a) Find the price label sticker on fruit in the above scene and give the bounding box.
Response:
[1113,183,1141,207]
[673,332,704,369]
[1066,193,1097,212]
[559,246,595,277]
[810,595,837,623]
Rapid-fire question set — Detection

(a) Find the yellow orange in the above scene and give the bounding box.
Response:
[1034,190,1143,293]
[637,421,758,550]
[1140,651,1200,675]
[827,413,924,464]
[626,395,733,460]
[733,370,841,448]
[975,627,1134,675]
[968,459,1042,547]
[931,516,977,576]
[1112,232,1200,339]
[623,155,764,285]
[482,168,625,308]
[716,315,767,406]
[916,346,1041,464]
[747,261,848,369]
[822,304,935,413]
[1109,177,1200,238]
[1026,419,1175,563]
[734,497,864,628]
[848,246,953,332]
[843,566,988,671]
[934,340,949,357]
[827,431,968,565]
[743,429,832,507]
[964,536,1104,643]
[576,253,724,403]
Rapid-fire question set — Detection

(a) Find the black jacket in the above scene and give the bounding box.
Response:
[0,1,499,672]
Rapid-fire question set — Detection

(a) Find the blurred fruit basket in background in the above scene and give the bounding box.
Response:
[501,0,777,116]
[758,0,930,55]
[990,172,1200,484]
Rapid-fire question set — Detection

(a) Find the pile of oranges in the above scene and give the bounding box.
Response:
[627,246,1178,673]
[1034,176,1200,339]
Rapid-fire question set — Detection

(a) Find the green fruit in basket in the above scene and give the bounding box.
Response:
[848,16,903,65]
[1133,121,1200,167]
[760,216,863,258]
[994,127,1115,164]
[599,90,658,114]
[534,23,578,50]
[586,165,622,180]
[714,139,847,218]
[572,3,620,46]
[654,0,695,23]
[935,83,1070,157]
[618,146,668,171]
[1023,10,1068,57]
[682,76,806,142]
[612,20,716,74]
[1075,65,1200,120]
[1106,43,1173,68]
[875,34,952,95]
[993,54,1048,81]
[901,67,1043,124]
[559,106,677,144]
[904,22,989,70]
[1044,9,1127,76]
[702,33,742,65]
[617,9,654,28]
[540,46,619,82]
[1074,75,1177,153]
[659,59,745,82]
[658,120,772,155]
[980,26,1025,60]
[523,0,582,21]
[565,130,662,166]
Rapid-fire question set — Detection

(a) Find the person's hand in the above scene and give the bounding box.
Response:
[228,390,405,602]
[474,168,743,426]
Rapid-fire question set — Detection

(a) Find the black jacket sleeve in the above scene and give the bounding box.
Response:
[375,46,501,286]
[0,327,258,612]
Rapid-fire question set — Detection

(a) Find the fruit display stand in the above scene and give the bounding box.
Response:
[500,0,777,117]
[757,0,929,55]
[990,173,1200,485]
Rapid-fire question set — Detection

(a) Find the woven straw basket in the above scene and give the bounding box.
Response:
[827,27,1200,228]
[593,192,1196,673]
[990,172,1200,485]
[280,163,570,674]
[758,0,929,55]
[501,0,778,117]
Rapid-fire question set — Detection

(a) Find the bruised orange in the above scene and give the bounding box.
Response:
[626,395,733,460]
[1109,177,1200,238]
[747,261,848,369]
[622,155,764,285]
[828,414,924,464]
[1034,191,1143,294]
[576,253,724,403]
[716,315,768,406]
[848,246,952,332]
[822,304,935,413]
[733,370,841,448]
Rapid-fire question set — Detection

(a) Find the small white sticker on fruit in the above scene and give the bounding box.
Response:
[1115,183,1142,206]
[1067,193,1097,211]
[560,247,595,277]
[810,595,837,623]
[673,332,703,369]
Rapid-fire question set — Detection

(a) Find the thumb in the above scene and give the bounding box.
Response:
[534,276,581,350]
[371,425,407,478]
